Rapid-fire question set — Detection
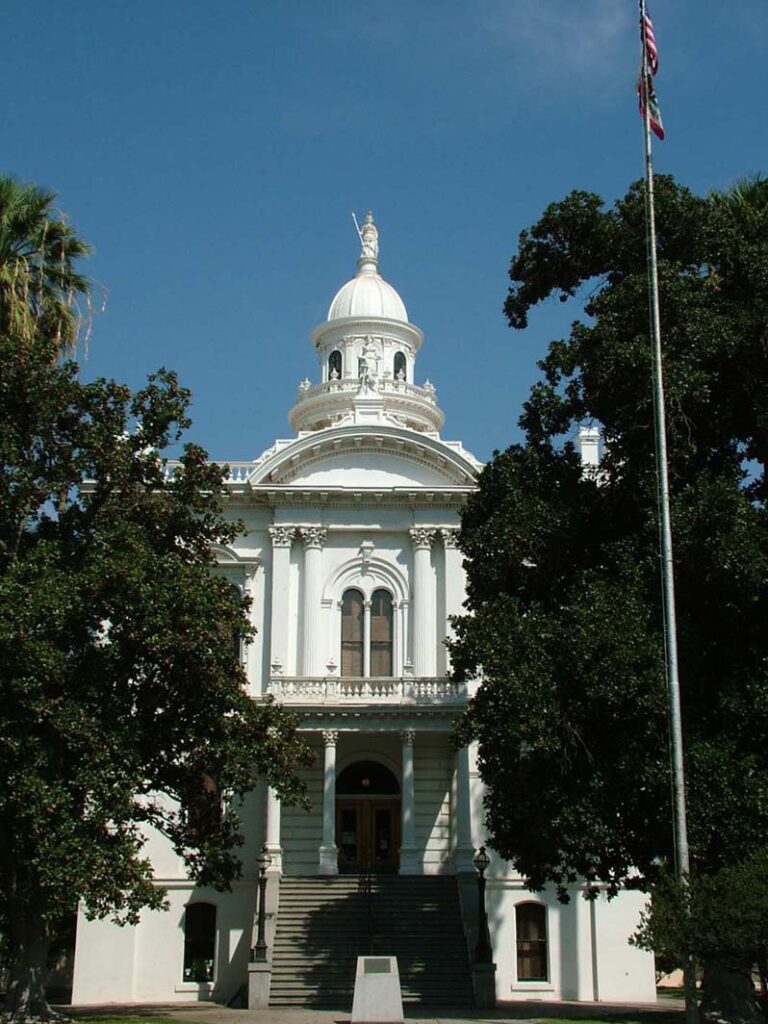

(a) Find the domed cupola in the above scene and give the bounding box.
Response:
[288,213,445,437]
[327,213,408,323]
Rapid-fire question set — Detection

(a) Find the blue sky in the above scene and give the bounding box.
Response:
[4,1,767,463]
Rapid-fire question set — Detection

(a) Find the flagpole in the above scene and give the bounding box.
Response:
[639,3,696,1022]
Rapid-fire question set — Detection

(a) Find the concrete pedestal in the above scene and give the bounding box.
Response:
[471,962,497,1008]
[351,955,404,1024]
[248,961,272,1008]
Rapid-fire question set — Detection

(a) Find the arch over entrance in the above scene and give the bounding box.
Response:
[335,760,401,873]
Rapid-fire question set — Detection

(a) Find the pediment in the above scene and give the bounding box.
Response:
[250,427,479,488]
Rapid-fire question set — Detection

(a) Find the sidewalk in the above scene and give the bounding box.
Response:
[65,998,684,1024]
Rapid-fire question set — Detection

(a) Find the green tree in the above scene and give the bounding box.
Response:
[451,175,768,1020]
[0,181,311,1020]
[0,175,92,353]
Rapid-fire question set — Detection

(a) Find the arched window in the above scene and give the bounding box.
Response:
[516,903,548,981]
[341,589,364,677]
[328,349,342,380]
[337,760,400,795]
[183,902,216,982]
[370,589,393,677]
[394,351,407,381]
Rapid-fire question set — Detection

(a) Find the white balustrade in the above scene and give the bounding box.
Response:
[265,676,462,704]
[293,378,438,406]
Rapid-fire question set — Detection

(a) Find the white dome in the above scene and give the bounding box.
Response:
[328,266,408,323]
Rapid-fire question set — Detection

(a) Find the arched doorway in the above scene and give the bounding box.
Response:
[335,760,401,873]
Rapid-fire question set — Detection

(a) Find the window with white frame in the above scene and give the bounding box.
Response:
[515,902,548,981]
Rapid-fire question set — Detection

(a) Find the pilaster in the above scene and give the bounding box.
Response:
[299,527,327,676]
[268,526,295,678]
[441,527,463,673]
[242,559,262,695]
[399,728,419,874]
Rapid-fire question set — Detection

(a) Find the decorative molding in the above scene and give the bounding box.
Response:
[243,559,262,585]
[360,540,375,572]
[299,526,327,550]
[409,527,436,550]
[322,729,339,747]
[401,728,416,746]
[322,554,408,606]
[269,525,296,548]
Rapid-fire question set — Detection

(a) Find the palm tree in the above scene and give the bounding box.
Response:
[0,174,91,353]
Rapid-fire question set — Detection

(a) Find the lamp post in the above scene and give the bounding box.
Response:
[251,845,272,963]
[473,845,492,964]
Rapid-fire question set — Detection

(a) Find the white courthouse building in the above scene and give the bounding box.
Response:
[72,215,655,1008]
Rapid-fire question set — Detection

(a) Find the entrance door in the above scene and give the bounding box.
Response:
[336,799,400,872]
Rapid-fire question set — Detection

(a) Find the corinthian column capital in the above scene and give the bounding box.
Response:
[409,527,436,551]
[269,525,296,548]
[300,526,327,550]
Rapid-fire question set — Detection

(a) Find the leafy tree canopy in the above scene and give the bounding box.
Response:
[0,177,310,1020]
[452,175,768,902]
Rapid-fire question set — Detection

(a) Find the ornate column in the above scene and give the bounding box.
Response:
[319,730,339,875]
[441,527,463,674]
[409,528,436,677]
[453,745,475,872]
[299,527,327,676]
[265,785,282,873]
[399,728,418,874]
[268,527,295,679]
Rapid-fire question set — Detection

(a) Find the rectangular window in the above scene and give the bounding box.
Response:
[183,903,216,982]
[516,903,548,981]
[341,590,364,677]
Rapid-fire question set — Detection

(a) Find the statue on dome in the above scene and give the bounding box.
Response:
[357,336,381,393]
[357,211,379,261]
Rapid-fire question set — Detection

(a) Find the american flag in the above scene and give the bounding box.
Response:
[642,9,659,75]
[638,71,665,140]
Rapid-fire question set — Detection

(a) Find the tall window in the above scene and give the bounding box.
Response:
[341,589,364,676]
[516,903,548,981]
[394,351,407,381]
[183,902,216,982]
[328,349,342,379]
[340,589,394,677]
[370,589,393,676]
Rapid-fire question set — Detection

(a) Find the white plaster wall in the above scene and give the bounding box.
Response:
[72,884,257,1005]
[289,452,453,487]
[72,907,138,1004]
[592,890,657,1002]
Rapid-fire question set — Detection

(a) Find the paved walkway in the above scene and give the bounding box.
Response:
[66,999,684,1024]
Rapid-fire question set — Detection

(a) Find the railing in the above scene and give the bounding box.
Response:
[267,676,465,704]
[293,378,437,405]
[163,461,256,484]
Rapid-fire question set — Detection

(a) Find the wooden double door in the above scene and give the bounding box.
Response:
[336,798,400,873]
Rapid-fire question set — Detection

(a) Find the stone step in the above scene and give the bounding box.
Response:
[269,874,473,1008]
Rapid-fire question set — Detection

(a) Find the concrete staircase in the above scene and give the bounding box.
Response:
[269,874,474,1008]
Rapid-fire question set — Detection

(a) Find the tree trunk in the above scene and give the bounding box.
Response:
[4,895,57,1021]
[701,959,762,1024]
